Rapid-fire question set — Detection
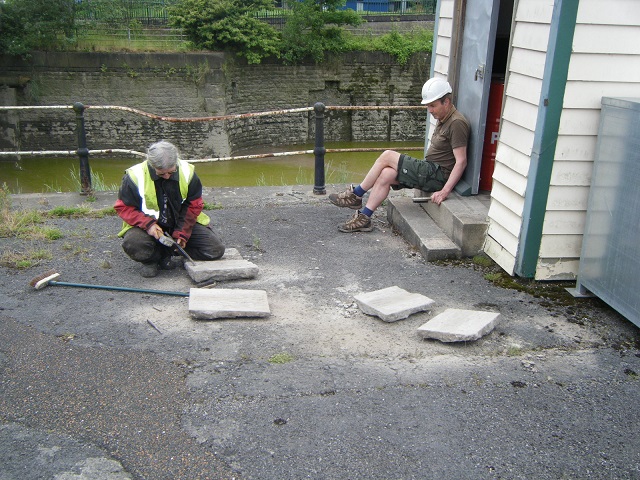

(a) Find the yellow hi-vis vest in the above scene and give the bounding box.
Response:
[118,159,210,237]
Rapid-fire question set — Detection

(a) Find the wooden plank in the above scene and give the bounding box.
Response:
[564,81,640,109]
[438,18,453,37]
[439,0,455,18]
[555,135,597,162]
[487,199,523,237]
[546,185,590,211]
[558,108,601,136]
[539,234,583,258]
[504,72,543,105]
[573,25,640,54]
[568,54,640,82]
[577,0,640,26]
[542,210,586,235]
[490,179,526,217]
[495,143,531,177]
[534,258,580,281]
[502,96,539,131]
[434,54,449,76]
[511,22,551,52]
[483,235,517,275]
[508,47,547,79]
[486,220,519,257]
[497,119,535,157]
[550,160,593,186]
[514,0,553,24]
[435,36,451,56]
[492,162,527,196]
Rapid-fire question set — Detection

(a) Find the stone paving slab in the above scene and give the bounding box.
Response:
[417,308,501,342]
[189,288,270,320]
[185,258,259,283]
[354,286,435,322]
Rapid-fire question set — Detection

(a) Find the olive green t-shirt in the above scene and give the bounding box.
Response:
[425,105,470,176]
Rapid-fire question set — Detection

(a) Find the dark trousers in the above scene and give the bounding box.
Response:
[122,224,225,265]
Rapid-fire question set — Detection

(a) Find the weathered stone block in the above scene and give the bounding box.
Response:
[417,308,501,342]
[189,288,270,320]
[354,286,435,322]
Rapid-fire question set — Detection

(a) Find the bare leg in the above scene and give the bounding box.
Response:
[360,150,401,212]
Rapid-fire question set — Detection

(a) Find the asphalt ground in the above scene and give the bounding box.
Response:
[1,186,640,480]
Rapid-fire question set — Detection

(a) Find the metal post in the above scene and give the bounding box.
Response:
[313,102,326,195]
[73,102,92,195]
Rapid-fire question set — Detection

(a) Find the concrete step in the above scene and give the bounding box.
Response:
[386,192,490,261]
[387,196,461,261]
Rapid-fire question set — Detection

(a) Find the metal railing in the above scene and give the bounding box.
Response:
[0,103,426,195]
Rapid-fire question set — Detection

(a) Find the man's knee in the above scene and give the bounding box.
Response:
[122,228,159,263]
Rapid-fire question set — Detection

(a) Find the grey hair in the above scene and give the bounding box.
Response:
[146,140,179,170]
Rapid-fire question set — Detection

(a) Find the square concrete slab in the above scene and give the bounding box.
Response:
[354,286,435,322]
[189,288,270,320]
[185,259,259,283]
[417,308,501,342]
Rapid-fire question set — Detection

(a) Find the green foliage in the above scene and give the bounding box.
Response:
[168,0,281,64]
[0,0,78,55]
[280,0,362,64]
[344,28,433,65]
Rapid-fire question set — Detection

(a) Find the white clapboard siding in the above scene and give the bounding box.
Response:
[569,53,640,82]
[564,81,640,109]
[543,211,586,235]
[538,234,583,258]
[550,161,593,186]
[577,1,640,25]
[558,108,601,136]
[546,185,590,211]
[485,0,553,277]
[573,25,640,54]
[492,161,527,197]
[502,96,539,131]
[554,135,597,162]
[535,258,581,281]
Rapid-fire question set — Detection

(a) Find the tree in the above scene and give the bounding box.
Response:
[168,0,281,64]
[0,0,77,55]
[280,0,362,64]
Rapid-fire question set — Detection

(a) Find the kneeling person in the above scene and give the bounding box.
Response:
[115,140,225,277]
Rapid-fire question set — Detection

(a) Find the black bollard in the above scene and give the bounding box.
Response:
[73,102,92,195]
[313,102,326,195]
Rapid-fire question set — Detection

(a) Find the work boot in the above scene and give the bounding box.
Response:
[159,256,176,270]
[329,185,363,209]
[339,212,373,233]
[140,262,159,278]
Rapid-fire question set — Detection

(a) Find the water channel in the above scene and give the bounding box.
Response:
[1,141,424,194]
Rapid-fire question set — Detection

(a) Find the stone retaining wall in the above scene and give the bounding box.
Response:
[0,51,430,158]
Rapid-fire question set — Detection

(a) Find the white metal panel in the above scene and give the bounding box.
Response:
[558,108,601,136]
[494,143,531,177]
[554,135,597,161]
[546,185,590,211]
[514,0,554,23]
[543,210,586,235]
[568,54,640,82]
[502,96,539,131]
[577,0,640,26]
[573,25,640,54]
[511,22,551,52]
[508,47,547,79]
[497,120,535,157]
[564,81,640,109]
[484,235,517,275]
[504,72,544,105]
[492,162,527,196]
[550,161,593,186]
[539,234,583,258]
[487,199,522,237]
[490,179,526,216]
